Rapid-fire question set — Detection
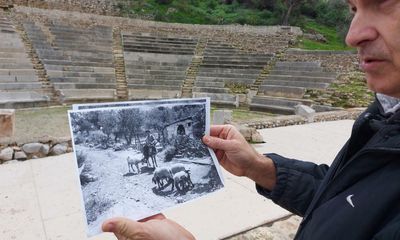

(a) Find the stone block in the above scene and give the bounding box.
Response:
[295,104,316,123]
[22,143,44,154]
[238,94,247,105]
[40,144,50,155]
[251,131,264,143]
[0,109,15,139]
[213,110,233,125]
[238,125,252,141]
[14,151,27,161]
[0,147,14,161]
[50,143,68,156]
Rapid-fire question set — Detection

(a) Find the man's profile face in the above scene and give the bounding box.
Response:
[345,0,400,98]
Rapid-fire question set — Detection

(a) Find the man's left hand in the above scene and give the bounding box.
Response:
[102,214,195,240]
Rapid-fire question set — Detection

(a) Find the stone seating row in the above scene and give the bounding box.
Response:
[123,42,194,99]
[193,40,274,106]
[0,16,49,108]
[123,33,197,43]
[250,96,314,115]
[23,21,116,101]
[250,61,337,114]
[53,83,115,89]
[123,33,197,55]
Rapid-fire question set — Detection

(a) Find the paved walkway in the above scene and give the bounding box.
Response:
[0,120,354,240]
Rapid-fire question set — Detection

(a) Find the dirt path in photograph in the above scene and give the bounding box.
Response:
[77,145,222,234]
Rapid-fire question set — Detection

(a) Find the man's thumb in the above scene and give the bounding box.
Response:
[102,217,140,235]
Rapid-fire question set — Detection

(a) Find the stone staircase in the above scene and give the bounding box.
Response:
[250,61,337,114]
[23,21,117,102]
[0,13,50,108]
[181,37,208,98]
[122,33,196,99]
[193,39,274,106]
[113,28,128,100]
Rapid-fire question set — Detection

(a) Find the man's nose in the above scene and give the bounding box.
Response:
[345,12,379,48]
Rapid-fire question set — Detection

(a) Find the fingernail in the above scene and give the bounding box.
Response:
[202,135,209,143]
[103,222,115,232]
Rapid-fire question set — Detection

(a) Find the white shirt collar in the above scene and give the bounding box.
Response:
[376,93,400,114]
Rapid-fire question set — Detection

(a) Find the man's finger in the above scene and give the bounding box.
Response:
[102,217,143,236]
[210,125,232,137]
[203,135,226,150]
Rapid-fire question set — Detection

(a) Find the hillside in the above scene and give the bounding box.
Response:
[115,0,351,50]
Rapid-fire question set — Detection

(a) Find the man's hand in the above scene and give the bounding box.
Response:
[102,214,195,240]
[203,125,276,190]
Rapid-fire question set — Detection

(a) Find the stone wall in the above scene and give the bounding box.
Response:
[9,0,117,15]
[0,138,72,163]
[243,108,364,129]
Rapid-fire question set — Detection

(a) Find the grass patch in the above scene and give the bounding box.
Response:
[296,19,353,51]
[211,106,274,123]
[226,83,249,94]
[15,106,72,142]
[306,72,374,108]
[328,78,374,108]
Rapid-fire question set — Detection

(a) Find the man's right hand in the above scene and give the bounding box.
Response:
[202,125,276,191]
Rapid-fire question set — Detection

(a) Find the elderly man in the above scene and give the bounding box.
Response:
[102,0,400,239]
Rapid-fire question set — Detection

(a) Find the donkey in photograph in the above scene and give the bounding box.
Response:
[142,144,157,168]
[141,129,158,168]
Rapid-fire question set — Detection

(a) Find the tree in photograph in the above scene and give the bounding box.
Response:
[118,108,143,146]
[192,107,206,138]
[146,106,173,145]
[85,111,100,130]
[98,111,118,145]
[172,104,201,121]
[70,112,92,135]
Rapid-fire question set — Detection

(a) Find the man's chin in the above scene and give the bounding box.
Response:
[367,82,400,98]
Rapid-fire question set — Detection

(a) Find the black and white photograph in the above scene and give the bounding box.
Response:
[68,98,224,237]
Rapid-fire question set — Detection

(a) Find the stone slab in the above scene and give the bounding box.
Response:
[0,183,47,240]
[128,89,181,99]
[213,109,233,125]
[0,109,15,139]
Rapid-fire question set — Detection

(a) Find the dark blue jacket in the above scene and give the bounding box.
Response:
[257,100,400,239]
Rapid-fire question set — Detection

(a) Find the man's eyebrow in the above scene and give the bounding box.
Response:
[347,0,354,5]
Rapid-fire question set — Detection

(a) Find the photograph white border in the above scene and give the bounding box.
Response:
[68,98,225,237]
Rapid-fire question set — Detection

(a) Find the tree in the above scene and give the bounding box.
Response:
[281,0,303,25]
[315,0,352,43]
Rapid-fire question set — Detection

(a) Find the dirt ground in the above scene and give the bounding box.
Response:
[77,144,223,236]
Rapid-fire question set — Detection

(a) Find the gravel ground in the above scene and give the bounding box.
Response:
[224,215,302,240]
